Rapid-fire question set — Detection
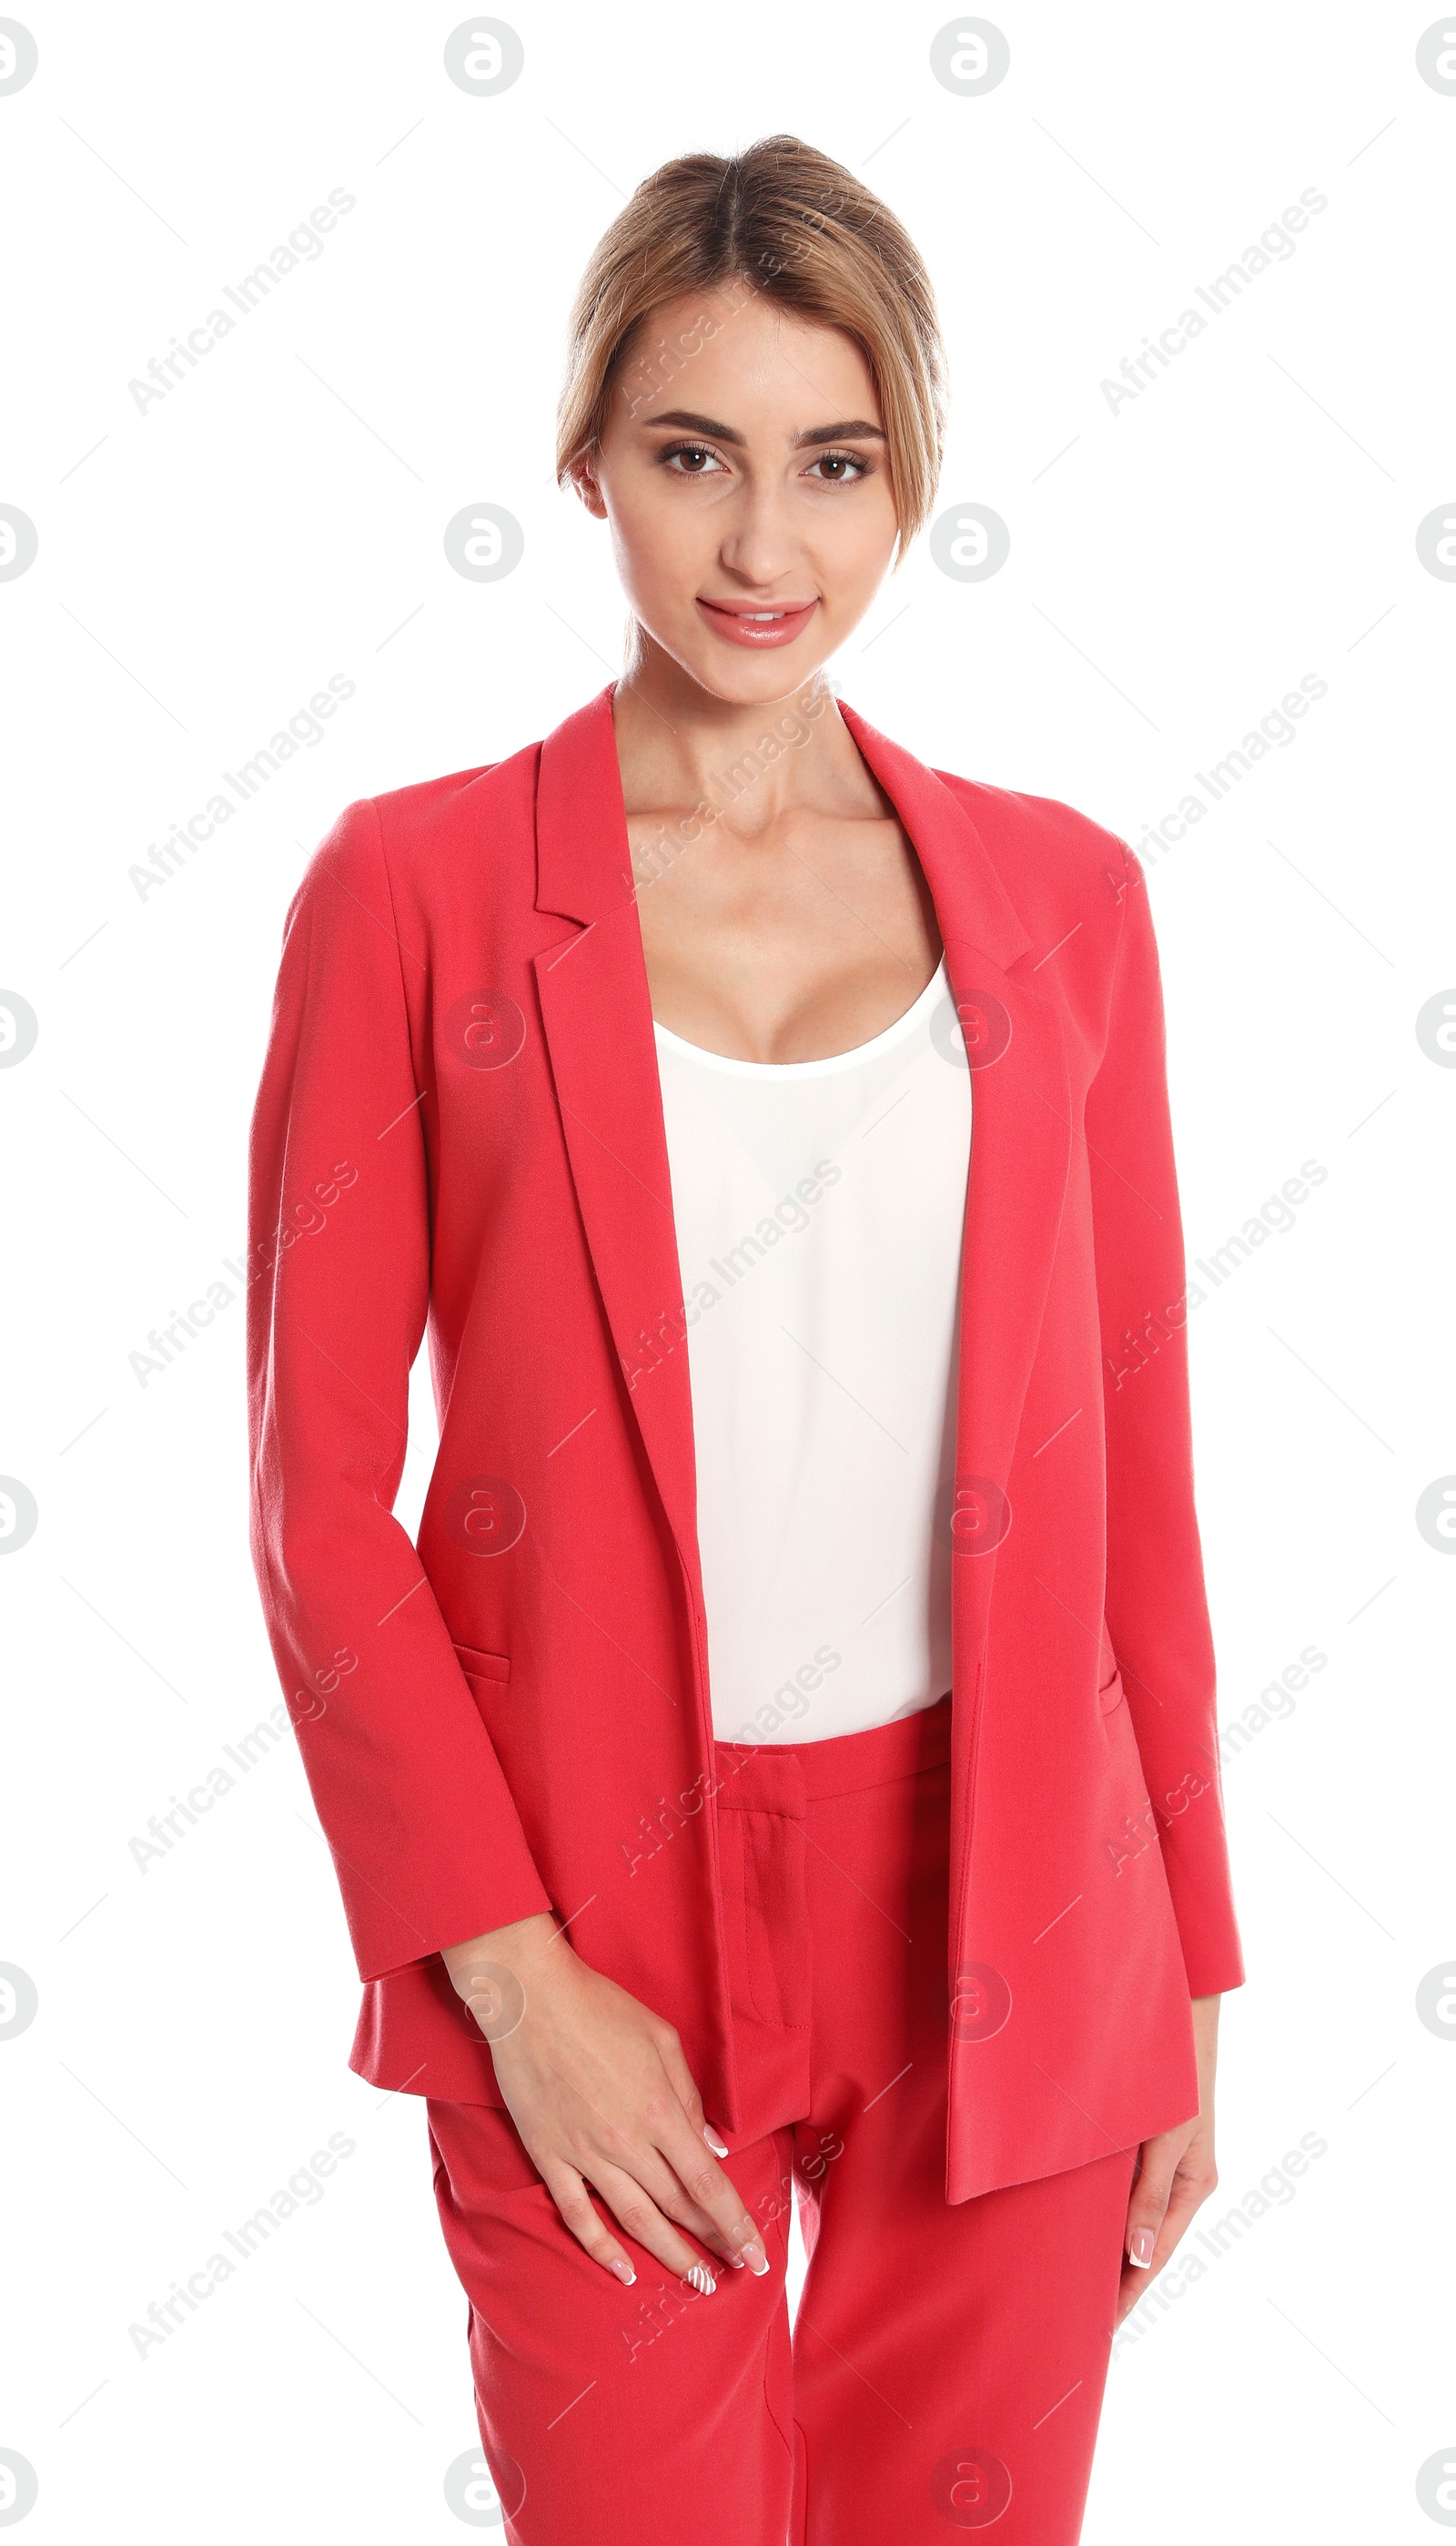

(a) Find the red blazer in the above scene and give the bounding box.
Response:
[247,680,1243,2205]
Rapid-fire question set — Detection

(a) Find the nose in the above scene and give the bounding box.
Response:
[712,476,805,592]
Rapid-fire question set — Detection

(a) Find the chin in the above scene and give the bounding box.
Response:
[672,640,832,708]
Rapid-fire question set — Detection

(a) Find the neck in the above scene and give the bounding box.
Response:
[610,632,872,832]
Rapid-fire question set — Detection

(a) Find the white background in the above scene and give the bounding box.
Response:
[3,2,1453,2537]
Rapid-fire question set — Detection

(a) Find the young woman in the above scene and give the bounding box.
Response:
[248,136,1243,2546]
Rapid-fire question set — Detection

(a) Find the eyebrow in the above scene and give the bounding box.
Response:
[642,408,886,450]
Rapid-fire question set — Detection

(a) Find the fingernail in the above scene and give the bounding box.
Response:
[610,2257,636,2287]
[703,2124,730,2156]
[684,2262,716,2296]
[1128,2228,1155,2268]
[738,2238,770,2276]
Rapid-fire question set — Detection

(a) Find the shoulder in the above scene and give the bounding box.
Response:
[288,737,541,928]
[933,766,1137,903]
[926,766,1155,1070]
[369,736,541,877]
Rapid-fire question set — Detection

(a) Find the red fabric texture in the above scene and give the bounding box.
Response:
[245,680,1244,2204]
[428,1700,1138,2545]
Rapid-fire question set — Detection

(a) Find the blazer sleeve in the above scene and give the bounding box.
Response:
[1086,846,1245,1997]
[246,796,555,1980]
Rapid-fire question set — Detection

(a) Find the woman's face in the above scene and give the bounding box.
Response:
[579,283,901,705]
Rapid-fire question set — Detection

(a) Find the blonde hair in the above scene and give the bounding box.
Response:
[556,134,946,558]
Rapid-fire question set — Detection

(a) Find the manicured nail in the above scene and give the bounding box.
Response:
[703,2124,730,2155]
[737,2238,770,2276]
[684,2262,716,2297]
[1127,2228,1155,2268]
[610,2257,636,2287]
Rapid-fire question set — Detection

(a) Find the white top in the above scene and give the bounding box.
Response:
[653,957,973,1745]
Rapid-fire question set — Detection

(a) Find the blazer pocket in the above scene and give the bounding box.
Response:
[452,1640,511,1687]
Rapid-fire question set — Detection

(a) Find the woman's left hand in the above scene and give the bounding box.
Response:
[1115,1993,1221,2325]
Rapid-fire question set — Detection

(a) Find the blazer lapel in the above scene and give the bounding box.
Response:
[531,683,1072,1700]
[531,690,705,1618]
[836,703,1073,1658]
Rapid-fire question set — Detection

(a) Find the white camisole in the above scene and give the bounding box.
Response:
[652,957,973,1745]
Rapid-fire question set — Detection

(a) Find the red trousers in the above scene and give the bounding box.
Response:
[427,1696,1138,2543]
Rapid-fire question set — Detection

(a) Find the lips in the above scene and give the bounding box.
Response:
[695,596,819,649]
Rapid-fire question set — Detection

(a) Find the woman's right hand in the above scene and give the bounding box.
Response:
[440,1913,771,2292]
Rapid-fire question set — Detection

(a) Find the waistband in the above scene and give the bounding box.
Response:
[713,1689,953,1811]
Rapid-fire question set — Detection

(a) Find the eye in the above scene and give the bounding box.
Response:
[658,441,729,476]
[804,449,873,483]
